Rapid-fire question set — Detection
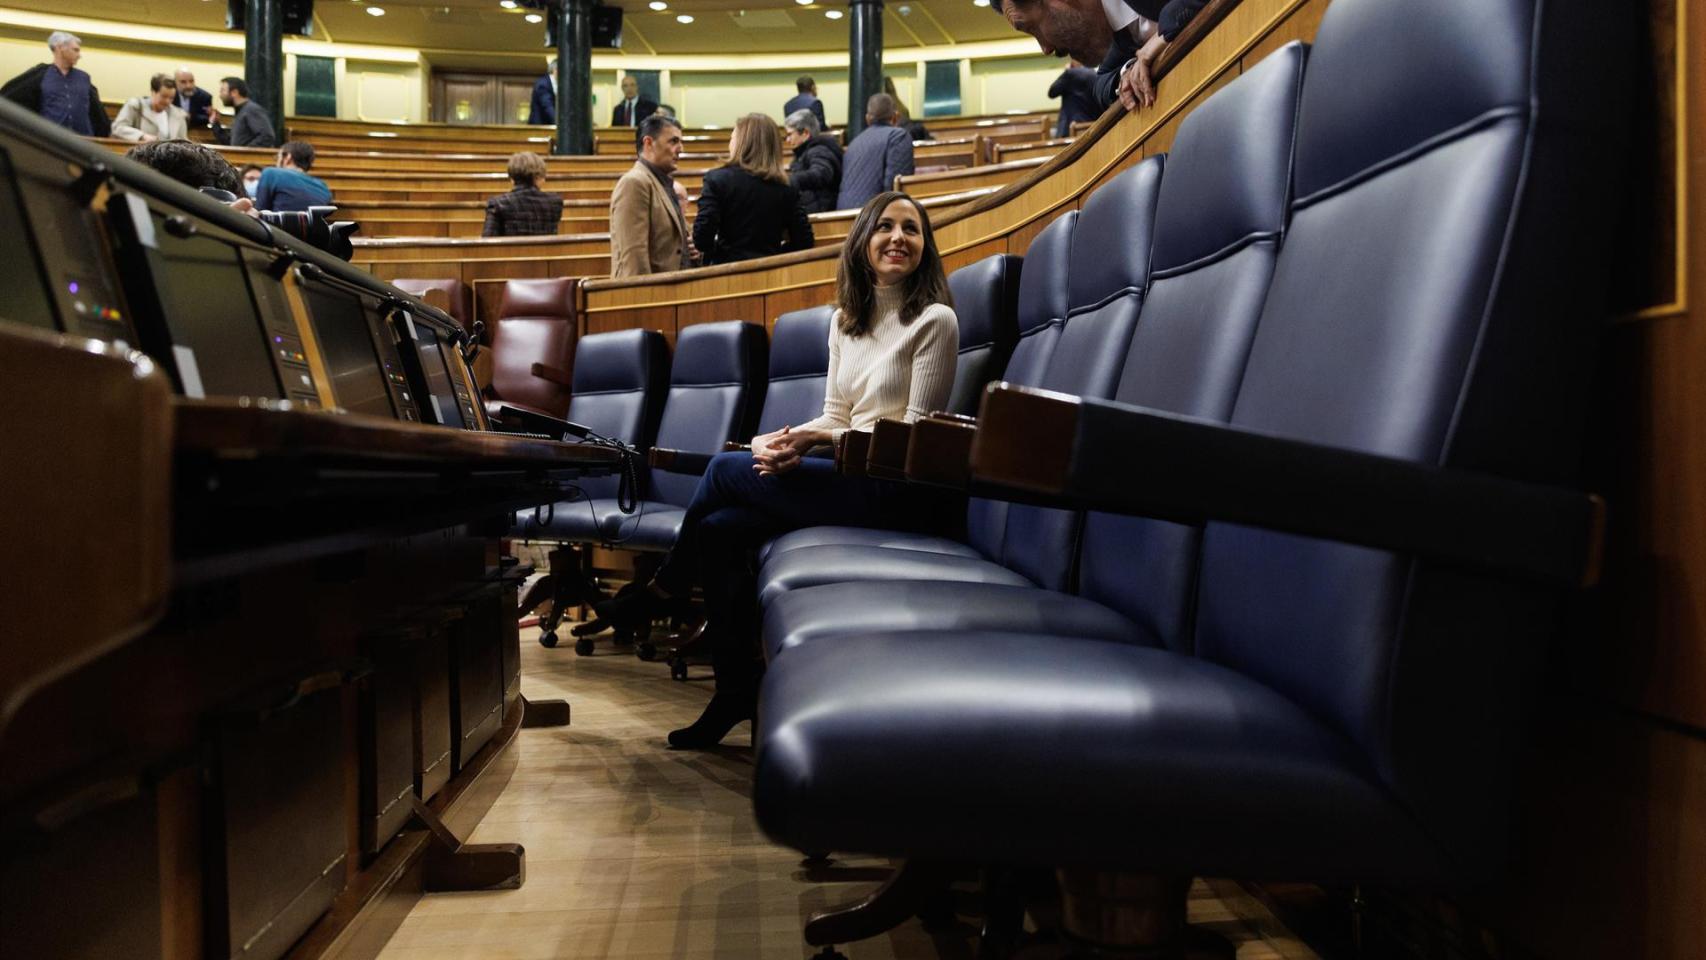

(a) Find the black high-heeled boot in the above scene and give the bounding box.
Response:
[592,582,663,636]
[667,688,757,749]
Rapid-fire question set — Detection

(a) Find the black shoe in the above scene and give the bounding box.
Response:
[593,583,658,636]
[667,689,757,749]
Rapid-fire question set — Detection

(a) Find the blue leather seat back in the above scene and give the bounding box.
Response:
[754,306,834,437]
[944,254,1023,416]
[1077,43,1307,651]
[649,321,769,506]
[565,328,670,499]
[965,211,1077,561]
[1190,0,1623,861]
[998,158,1164,591]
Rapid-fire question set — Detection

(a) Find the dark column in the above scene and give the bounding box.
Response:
[847,0,883,139]
[555,0,594,155]
[244,0,285,139]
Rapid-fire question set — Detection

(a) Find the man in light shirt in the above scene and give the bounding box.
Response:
[610,75,657,128]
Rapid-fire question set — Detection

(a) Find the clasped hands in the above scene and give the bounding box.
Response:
[751,425,830,476]
[1117,33,1169,111]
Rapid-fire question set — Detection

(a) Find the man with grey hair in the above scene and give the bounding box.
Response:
[1,31,111,136]
[784,108,842,214]
[173,68,214,129]
[836,92,912,211]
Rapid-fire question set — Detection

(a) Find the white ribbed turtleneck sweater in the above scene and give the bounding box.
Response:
[794,283,958,441]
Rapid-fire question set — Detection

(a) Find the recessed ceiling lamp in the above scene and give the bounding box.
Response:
[676,13,694,22]
[824,8,843,17]
[972,0,990,5]
[648,1,667,8]
[500,0,517,7]
[365,5,385,14]
[795,0,812,4]
[897,4,910,12]
[524,11,542,20]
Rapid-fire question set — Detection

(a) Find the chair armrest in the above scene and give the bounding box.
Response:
[723,441,751,453]
[835,430,871,477]
[529,361,573,387]
[905,417,978,489]
[647,447,714,475]
[969,384,1605,587]
[866,419,912,480]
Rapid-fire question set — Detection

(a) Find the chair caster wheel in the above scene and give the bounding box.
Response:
[636,641,658,661]
[539,631,559,649]
[669,654,688,681]
[574,637,595,656]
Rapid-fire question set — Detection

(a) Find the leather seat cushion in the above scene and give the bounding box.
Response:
[754,633,1447,882]
[758,526,983,567]
[598,501,687,551]
[760,581,1145,662]
[511,496,600,541]
[756,544,1035,609]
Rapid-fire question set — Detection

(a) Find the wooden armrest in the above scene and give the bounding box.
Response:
[866,419,913,480]
[926,411,979,426]
[647,447,715,475]
[969,383,1606,587]
[904,417,978,490]
[723,441,751,453]
[835,430,871,477]
[529,361,573,387]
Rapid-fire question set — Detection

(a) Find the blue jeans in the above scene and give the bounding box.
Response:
[657,451,962,691]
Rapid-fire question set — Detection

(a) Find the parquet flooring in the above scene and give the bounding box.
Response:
[375,628,1318,959]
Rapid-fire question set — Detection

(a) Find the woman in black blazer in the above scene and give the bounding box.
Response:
[693,113,814,265]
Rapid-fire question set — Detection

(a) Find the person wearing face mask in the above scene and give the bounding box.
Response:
[594,191,960,750]
[111,73,190,143]
[239,164,264,200]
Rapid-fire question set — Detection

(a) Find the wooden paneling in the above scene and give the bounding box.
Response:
[586,306,675,339]
[764,284,835,326]
[678,294,766,332]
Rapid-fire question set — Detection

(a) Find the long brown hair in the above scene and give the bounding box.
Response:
[726,113,787,184]
[835,192,951,337]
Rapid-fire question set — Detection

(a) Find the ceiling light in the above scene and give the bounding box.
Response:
[675,13,693,22]
[365,5,385,13]
[824,8,843,17]
[898,3,910,12]
[973,0,991,5]
[500,0,517,6]
[649,1,667,8]
[525,12,542,21]
[795,0,814,5]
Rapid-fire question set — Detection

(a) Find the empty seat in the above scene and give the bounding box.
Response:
[754,306,834,436]
[762,39,1306,661]
[943,254,1022,416]
[391,278,474,338]
[756,0,1626,900]
[484,278,580,420]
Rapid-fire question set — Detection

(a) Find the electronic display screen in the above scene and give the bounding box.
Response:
[0,149,57,332]
[302,284,395,418]
[152,227,280,399]
[413,322,465,429]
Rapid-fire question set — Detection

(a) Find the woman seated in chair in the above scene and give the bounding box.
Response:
[601,190,961,748]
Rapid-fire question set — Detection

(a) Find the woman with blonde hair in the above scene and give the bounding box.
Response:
[691,112,813,264]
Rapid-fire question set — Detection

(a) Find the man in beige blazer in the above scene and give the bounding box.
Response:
[609,114,698,277]
[112,73,190,143]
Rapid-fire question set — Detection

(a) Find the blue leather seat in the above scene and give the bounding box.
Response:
[755,306,834,436]
[944,254,1022,417]
[598,321,769,549]
[756,0,1625,890]
[754,158,1165,606]
[755,218,1078,569]
[761,41,1307,661]
[513,328,670,542]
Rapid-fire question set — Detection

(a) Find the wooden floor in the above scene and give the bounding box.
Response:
[375,625,1319,960]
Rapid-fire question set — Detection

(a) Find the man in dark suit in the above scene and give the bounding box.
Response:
[173,68,214,128]
[1047,64,1099,136]
[484,152,564,237]
[610,75,657,127]
[782,76,827,131]
[990,0,1206,114]
[528,59,555,125]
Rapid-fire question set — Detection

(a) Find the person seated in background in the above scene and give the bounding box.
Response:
[782,75,827,131]
[125,139,247,202]
[837,93,913,211]
[173,68,213,129]
[111,73,189,143]
[239,163,264,199]
[655,103,677,120]
[254,140,331,212]
[1048,62,1100,136]
[483,151,564,237]
[211,76,276,148]
[693,113,812,265]
[609,114,695,277]
[528,58,556,125]
[611,75,658,128]
[0,31,110,137]
[882,76,912,126]
[783,108,842,215]
[992,0,1204,112]
[595,191,960,749]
